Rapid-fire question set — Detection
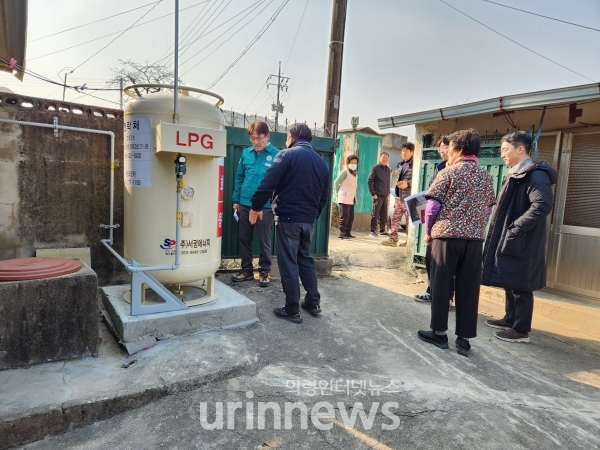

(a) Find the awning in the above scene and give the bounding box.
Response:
[0,0,28,81]
[378,82,600,129]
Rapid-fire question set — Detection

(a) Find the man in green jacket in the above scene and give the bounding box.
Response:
[231,120,279,287]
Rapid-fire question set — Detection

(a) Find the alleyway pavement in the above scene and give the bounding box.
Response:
[5,230,600,449]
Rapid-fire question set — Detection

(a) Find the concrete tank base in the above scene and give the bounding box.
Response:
[100,280,258,354]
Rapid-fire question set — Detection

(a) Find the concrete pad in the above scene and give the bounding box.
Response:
[0,320,253,448]
[100,279,258,352]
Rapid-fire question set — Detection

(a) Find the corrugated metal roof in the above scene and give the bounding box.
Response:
[378,82,600,129]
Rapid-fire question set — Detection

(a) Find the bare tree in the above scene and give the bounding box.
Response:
[105,59,182,94]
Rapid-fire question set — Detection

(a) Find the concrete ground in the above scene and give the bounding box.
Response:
[6,230,600,449]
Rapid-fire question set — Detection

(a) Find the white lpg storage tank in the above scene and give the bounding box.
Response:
[123,86,226,289]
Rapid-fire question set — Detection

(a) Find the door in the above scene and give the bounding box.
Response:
[548,131,600,299]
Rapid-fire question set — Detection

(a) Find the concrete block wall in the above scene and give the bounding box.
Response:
[0,93,126,285]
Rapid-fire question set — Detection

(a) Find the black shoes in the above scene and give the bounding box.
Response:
[259,271,270,287]
[380,231,390,236]
[417,330,449,349]
[485,318,513,330]
[274,307,303,323]
[455,337,471,357]
[301,301,322,317]
[232,270,253,282]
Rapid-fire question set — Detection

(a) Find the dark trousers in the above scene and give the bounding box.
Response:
[430,238,482,338]
[425,244,455,298]
[338,203,355,235]
[276,222,320,315]
[238,205,273,273]
[370,196,388,233]
[503,289,534,333]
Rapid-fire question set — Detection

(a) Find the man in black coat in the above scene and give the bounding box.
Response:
[482,131,557,343]
[367,152,391,237]
[249,123,330,324]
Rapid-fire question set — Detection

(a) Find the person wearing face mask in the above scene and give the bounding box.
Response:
[333,155,359,239]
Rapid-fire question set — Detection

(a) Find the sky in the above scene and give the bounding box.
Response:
[1,0,599,141]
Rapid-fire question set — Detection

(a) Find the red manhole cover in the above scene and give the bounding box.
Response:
[0,257,83,281]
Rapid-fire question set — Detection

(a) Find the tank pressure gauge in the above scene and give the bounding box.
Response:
[181,185,195,200]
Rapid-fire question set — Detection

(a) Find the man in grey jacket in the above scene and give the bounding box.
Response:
[482,131,557,343]
[367,152,391,237]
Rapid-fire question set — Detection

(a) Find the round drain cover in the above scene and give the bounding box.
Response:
[0,257,82,281]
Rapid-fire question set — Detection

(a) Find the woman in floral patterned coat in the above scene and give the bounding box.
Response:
[417,129,496,357]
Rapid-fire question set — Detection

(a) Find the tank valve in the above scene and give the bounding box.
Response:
[175,154,187,179]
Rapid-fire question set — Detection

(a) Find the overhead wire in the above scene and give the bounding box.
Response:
[283,0,310,73]
[180,0,274,75]
[153,0,214,63]
[28,1,161,42]
[161,0,232,67]
[438,0,595,82]
[179,0,232,57]
[71,0,165,71]
[28,1,208,62]
[187,0,289,85]
[157,0,223,65]
[481,0,600,33]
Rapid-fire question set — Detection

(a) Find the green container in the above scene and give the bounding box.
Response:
[221,127,334,259]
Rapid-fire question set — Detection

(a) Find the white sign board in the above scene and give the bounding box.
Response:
[124,117,152,188]
[156,122,227,157]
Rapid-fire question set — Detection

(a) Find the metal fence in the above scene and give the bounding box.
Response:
[221,126,335,259]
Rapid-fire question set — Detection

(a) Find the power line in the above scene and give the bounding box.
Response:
[481,0,600,33]
[28,1,208,62]
[28,1,161,42]
[439,0,595,82]
[153,0,214,63]
[72,0,164,71]
[204,0,290,90]
[283,0,310,73]
[180,0,274,75]
[162,0,232,67]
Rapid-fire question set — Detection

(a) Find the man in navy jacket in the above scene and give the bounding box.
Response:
[249,123,330,324]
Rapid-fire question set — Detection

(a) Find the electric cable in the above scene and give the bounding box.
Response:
[283,0,310,73]
[180,0,274,74]
[28,1,208,62]
[179,0,232,57]
[204,0,290,90]
[481,0,600,33]
[153,0,214,63]
[438,0,595,82]
[184,0,287,82]
[71,0,164,71]
[28,1,161,42]
[163,0,231,65]
[242,70,276,111]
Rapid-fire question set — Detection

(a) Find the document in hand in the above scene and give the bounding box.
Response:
[404,191,428,225]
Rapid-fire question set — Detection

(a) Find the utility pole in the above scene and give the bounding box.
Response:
[62,72,68,101]
[323,0,348,138]
[267,61,289,132]
[119,77,124,109]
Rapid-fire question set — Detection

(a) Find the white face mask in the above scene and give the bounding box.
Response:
[348,163,357,170]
